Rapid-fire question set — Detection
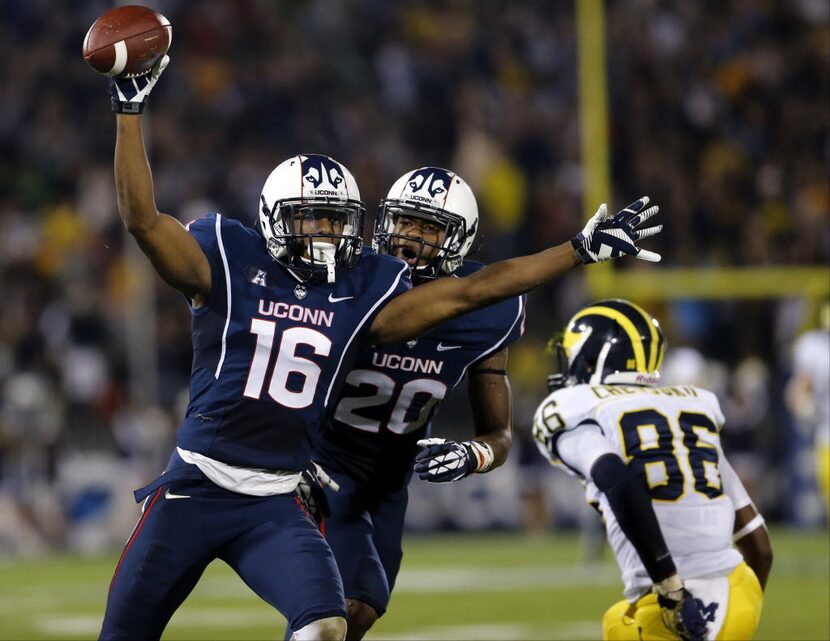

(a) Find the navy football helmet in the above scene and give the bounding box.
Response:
[548,299,667,391]
[373,167,478,280]
[259,154,364,283]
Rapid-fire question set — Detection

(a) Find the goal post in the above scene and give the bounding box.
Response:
[575,0,829,304]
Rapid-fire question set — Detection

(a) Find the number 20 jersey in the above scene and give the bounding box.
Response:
[179,214,411,473]
[315,259,526,490]
[534,383,744,600]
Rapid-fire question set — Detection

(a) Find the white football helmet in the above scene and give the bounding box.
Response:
[259,154,364,282]
[373,167,479,279]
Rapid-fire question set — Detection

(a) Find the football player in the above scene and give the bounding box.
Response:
[533,300,773,641]
[786,300,830,516]
[98,60,662,641]
[304,167,523,640]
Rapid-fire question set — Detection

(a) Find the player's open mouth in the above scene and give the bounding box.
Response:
[393,244,420,263]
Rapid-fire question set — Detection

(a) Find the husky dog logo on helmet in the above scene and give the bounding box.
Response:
[406,168,452,203]
[301,155,346,196]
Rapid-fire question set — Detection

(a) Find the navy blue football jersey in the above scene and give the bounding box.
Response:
[315,260,526,489]
[178,215,411,472]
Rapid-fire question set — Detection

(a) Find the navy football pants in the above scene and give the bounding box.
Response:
[322,469,409,616]
[100,477,346,640]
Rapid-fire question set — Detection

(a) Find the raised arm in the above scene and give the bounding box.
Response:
[414,349,513,483]
[110,58,211,304]
[370,198,661,344]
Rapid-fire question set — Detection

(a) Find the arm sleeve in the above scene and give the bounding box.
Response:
[364,257,412,328]
[719,454,753,510]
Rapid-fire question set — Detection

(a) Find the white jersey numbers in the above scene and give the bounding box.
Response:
[334,369,448,435]
[243,320,332,408]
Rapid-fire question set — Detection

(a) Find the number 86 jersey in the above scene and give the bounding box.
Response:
[533,383,746,601]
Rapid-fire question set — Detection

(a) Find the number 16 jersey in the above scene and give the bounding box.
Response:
[178,214,411,475]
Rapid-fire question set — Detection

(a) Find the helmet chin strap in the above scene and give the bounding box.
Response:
[310,241,337,283]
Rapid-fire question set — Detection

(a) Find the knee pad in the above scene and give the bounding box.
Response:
[291,616,347,641]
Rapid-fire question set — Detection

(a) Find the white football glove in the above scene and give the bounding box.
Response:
[571,196,662,263]
[109,55,170,114]
[414,438,495,483]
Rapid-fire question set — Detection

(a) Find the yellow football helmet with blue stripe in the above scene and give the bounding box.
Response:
[550,299,666,389]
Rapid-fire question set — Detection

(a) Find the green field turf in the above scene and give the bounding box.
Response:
[0,527,827,640]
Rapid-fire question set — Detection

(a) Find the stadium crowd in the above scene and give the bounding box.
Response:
[0,0,827,553]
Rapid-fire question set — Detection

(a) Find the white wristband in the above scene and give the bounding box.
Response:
[733,513,765,542]
[469,441,495,473]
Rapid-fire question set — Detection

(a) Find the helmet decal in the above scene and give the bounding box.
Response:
[552,299,667,387]
[467,217,478,241]
[405,167,453,203]
[569,305,649,372]
[300,154,347,197]
[598,298,665,371]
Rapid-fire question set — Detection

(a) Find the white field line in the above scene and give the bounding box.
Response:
[35,618,601,640]
[30,565,613,637]
[369,621,601,641]
[184,563,619,600]
[36,609,282,637]
[394,563,618,592]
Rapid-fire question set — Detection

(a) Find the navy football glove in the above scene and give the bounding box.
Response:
[109,55,169,114]
[414,438,495,483]
[657,588,709,641]
[571,197,662,264]
[295,461,339,528]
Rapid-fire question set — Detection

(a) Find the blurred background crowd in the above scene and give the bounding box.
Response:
[0,0,827,554]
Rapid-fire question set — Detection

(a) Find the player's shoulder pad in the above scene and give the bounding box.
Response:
[533,384,600,435]
[186,212,254,242]
[455,259,485,277]
[690,385,726,429]
[358,246,409,270]
[352,248,412,292]
[185,212,219,234]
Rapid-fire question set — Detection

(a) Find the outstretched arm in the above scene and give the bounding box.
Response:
[370,198,661,344]
[414,349,513,483]
[109,59,211,303]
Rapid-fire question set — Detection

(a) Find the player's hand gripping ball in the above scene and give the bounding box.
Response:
[83,5,172,78]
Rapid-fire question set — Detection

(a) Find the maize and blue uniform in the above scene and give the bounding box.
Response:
[313,260,526,616]
[533,383,764,640]
[101,215,411,639]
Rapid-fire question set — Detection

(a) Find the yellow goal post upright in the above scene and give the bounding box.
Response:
[575,0,829,306]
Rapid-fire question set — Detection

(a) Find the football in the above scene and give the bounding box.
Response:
[83,5,171,78]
